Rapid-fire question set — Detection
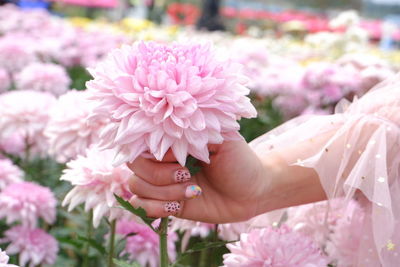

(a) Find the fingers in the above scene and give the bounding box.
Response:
[127,156,191,186]
[129,196,182,218]
[129,175,202,201]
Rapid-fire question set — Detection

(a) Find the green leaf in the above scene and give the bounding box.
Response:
[113,258,141,267]
[77,236,106,255]
[114,194,156,232]
[186,156,201,175]
[184,240,235,254]
[57,237,83,250]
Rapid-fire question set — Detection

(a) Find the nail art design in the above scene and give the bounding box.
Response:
[185,185,202,199]
[164,201,180,214]
[174,169,191,183]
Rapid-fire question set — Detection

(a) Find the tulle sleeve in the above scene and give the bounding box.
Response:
[249,74,400,266]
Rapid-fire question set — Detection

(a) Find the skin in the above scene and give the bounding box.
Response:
[127,136,330,224]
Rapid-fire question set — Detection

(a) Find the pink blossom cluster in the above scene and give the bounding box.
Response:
[116,219,177,267]
[0,159,23,190]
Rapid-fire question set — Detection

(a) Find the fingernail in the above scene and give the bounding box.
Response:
[174,169,191,183]
[185,185,202,199]
[164,201,181,214]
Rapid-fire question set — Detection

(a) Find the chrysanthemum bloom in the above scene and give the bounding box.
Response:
[86,41,257,166]
[15,63,71,96]
[0,35,36,73]
[3,226,58,267]
[116,219,177,267]
[61,147,134,227]
[286,198,359,247]
[0,248,19,267]
[0,133,25,157]
[325,201,365,266]
[0,158,23,190]
[223,225,329,267]
[0,68,10,93]
[0,90,56,159]
[0,182,56,227]
[45,90,107,163]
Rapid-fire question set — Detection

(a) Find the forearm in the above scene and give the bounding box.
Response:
[254,130,337,215]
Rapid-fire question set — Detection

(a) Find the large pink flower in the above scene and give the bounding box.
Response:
[61,147,134,227]
[0,158,23,190]
[0,68,10,93]
[116,219,177,267]
[223,225,329,267]
[15,63,70,96]
[0,90,56,158]
[87,41,257,166]
[0,182,56,227]
[45,90,107,163]
[3,226,58,267]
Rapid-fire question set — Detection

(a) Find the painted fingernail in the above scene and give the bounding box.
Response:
[164,201,181,214]
[185,185,202,199]
[174,169,191,183]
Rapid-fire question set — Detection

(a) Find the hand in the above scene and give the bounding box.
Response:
[127,139,269,223]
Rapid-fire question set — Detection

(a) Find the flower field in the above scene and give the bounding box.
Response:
[0,4,399,267]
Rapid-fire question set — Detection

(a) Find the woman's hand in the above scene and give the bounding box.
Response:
[127,139,269,223]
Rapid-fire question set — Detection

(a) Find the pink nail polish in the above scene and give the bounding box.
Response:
[164,201,181,214]
[185,185,202,199]
[174,169,191,183]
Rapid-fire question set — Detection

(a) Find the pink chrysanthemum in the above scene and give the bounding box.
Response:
[286,198,360,247]
[0,181,56,227]
[15,63,70,96]
[0,68,10,93]
[223,225,329,267]
[0,90,56,158]
[0,248,19,267]
[170,218,214,238]
[116,219,177,267]
[0,158,23,190]
[3,226,58,267]
[87,41,257,166]
[61,147,134,227]
[0,133,25,157]
[325,201,365,266]
[45,90,107,163]
[0,35,36,73]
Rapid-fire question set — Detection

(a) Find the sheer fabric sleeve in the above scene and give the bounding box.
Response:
[249,75,400,266]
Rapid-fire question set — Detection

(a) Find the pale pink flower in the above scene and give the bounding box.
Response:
[0,35,36,73]
[87,41,257,166]
[170,218,214,238]
[45,90,107,163]
[286,198,362,247]
[0,133,25,157]
[0,90,56,158]
[15,63,70,96]
[325,201,365,266]
[3,226,58,267]
[116,219,177,267]
[223,225,329,267]
[0,248,19,267]
[0,68,10,93]
[61,147,134,227]
[0,158,23,190]
[0,182,56,227]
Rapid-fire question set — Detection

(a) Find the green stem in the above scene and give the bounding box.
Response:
[107,220,116,267]
[159,217,169,267]
[83,211,93,267]
[199,248,209,267]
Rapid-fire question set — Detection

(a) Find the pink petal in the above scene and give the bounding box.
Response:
[171,140,188,166]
